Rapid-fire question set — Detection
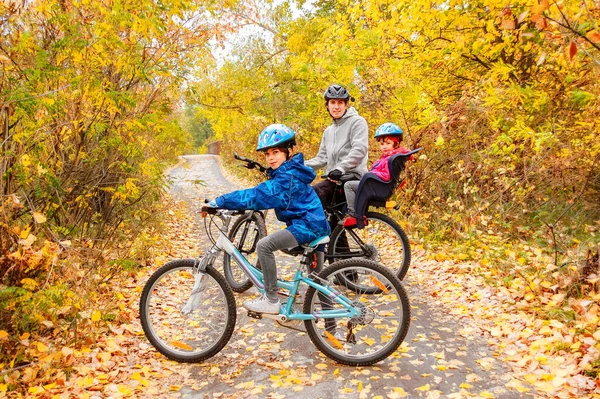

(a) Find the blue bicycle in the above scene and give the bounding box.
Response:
[139,207,411,366]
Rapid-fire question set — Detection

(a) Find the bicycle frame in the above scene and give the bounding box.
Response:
[208,213,360,321]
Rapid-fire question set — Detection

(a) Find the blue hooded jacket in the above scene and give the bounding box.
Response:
[215,153,330,245]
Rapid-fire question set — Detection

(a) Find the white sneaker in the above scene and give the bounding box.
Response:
[243,295,280,314]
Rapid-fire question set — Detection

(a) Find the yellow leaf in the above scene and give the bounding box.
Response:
[364,337,376,346]
[479,391,495,398]
[358,381,363,391]
[334,368,339,376]
[0,384,7,392]
[416,384,430,391]
[172,341,193,351]
[33,212,47,224]
[0,330,8,341]
[28,386,45,394]
[460,383,473,389]
[118,384,133,395]
[91,311,101,322]
[540,280,553,289]
[21,154,32,167]
[369,276,389,293]
[36,342,48,352]
[77,376,94,387]
[324,331,344,349]
[524,293,536,301]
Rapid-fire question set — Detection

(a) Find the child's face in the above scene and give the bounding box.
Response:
[378,137,397,152]
[264,147,288,170]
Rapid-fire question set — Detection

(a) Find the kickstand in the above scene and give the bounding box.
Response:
[346,321,357,344]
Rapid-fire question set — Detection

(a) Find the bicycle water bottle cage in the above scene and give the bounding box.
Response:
[354,148,422,228]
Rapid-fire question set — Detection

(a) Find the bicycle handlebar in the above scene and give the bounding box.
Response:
[233,152,267,173]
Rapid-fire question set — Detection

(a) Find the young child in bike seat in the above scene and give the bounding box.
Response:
[207,124,330,314]
[342,122,414,226]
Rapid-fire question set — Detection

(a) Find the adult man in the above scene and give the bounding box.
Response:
[305,84,369,207]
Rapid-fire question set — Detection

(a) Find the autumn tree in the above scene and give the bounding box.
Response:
[0,0,238,385]
[192,0,600,262]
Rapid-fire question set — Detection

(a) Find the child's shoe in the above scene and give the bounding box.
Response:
[243,295,280,314]
[338,214,368,228]
[338,213,358,227]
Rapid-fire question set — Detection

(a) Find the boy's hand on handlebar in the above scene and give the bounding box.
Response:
[201,199,218,213]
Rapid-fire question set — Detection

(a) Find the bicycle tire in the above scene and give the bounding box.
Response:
[328,212,411,281]
[302,258,410,366]
[139,259,237,363]
[223,212,267,293]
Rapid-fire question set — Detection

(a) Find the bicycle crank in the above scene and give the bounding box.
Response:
[246,310,288,323]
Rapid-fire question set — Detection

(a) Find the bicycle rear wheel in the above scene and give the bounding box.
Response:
[223,212,267,293]
[303,258,410,366]
[139,259,237,363]
[328,212,411,281]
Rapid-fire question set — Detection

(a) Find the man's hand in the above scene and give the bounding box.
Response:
[327,169,343,181]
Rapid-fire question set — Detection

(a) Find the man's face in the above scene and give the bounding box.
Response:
[327,99,348,119]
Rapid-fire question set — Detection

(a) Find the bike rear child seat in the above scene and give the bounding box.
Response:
[354,148,422,228]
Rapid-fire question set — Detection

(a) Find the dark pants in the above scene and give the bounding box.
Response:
[312,179,338,210]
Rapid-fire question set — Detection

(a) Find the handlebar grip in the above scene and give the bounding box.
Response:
[201,206,218,215]
[234,152,252,162]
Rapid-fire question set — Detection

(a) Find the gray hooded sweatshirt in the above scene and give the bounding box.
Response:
[305,107,369,178]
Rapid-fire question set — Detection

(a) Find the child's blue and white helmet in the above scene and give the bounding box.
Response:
[256,124,296,151]
[374,122,403,139]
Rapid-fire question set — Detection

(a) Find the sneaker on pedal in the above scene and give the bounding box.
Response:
[243,295,280,314]
[338,215,368,228]
[338,215,358,227]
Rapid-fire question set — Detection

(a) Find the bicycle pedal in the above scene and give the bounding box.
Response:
[247,310,263,320]
[247,311,286,322]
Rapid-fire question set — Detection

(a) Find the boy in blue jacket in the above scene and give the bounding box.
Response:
[207,124,330,314]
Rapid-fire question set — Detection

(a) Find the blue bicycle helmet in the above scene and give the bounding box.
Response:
[256,124,296,151]
[374,122,403,139]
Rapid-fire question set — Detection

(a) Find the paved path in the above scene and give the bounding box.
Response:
[163,154,531,399]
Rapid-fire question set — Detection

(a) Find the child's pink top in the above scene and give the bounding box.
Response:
[369,147,413,182]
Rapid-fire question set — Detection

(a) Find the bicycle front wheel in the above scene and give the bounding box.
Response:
[223,212,267,293]
[328,212,411,280]
[303,258,410,366]
[139,259,237,363]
